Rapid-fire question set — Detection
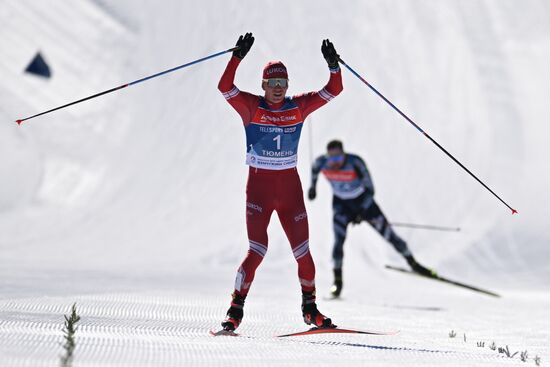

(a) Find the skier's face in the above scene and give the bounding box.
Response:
[262,78,288,104]
[327,148,345,169]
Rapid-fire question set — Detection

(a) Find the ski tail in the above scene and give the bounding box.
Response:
[277,327,400,338]
[209,329,239,337]
[385,265,501,298]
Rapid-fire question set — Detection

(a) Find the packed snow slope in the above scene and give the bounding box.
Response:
[2,0,549,286]
[1,1,550,366]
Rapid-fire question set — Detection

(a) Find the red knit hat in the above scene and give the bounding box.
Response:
[262,61,288,79]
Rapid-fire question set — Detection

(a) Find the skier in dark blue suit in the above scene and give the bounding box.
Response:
[308,140,434,297]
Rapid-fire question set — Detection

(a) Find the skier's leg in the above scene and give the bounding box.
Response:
[332,197,352,270]
[363,201,435,276]
[331,197,352,297]
[277,171,334,328]
[235,208,272,295]
[222,172,274,331]
[234,173,274,296]
[276,175,315,294]
[363,201,411,257]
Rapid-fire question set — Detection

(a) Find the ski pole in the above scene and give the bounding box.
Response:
[338,57,517,215]
[16,46,239,125]
[390,222,461,232]
[307,116,314,167]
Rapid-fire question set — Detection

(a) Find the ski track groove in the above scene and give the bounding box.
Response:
[2,1,550,366]
[1,292,541,367]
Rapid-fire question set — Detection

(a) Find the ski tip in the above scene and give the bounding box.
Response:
[277,327,400,338]
[511,208,518,215]
[15,119,23,125]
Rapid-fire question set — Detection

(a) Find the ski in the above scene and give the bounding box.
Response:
[210,327,398,338]
[277,327,399,338]
[385,265,501,298]
[209,329,239,337]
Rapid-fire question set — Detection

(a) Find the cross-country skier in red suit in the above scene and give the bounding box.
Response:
[217,32,343,331]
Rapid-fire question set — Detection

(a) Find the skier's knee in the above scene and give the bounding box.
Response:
[292,239,311,262]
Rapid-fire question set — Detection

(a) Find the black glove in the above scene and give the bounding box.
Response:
[308,187,317,200]
[364,186,374,198]
[321,39,339,69]
[233,32,254,59]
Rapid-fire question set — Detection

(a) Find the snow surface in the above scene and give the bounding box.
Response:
[1,0,549,366]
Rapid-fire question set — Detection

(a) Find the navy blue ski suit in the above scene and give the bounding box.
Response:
[310,153,412,269]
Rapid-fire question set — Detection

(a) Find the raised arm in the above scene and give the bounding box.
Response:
[294,40,343,120]
[218,33,259,124]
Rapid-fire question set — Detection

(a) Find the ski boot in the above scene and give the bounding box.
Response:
[405,255,437,278]
[330,268,343,298]
[302,291,336,328]
[221,292,246,331]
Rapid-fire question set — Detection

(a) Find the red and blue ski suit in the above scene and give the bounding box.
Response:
[218,56,343,296]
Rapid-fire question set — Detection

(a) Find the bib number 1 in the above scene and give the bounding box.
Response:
[273,135,281,150]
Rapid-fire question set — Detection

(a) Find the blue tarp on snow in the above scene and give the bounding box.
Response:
[25,52,52,78]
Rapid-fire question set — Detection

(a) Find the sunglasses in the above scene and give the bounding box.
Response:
[263,78,288,88]
[328,155,344,163]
